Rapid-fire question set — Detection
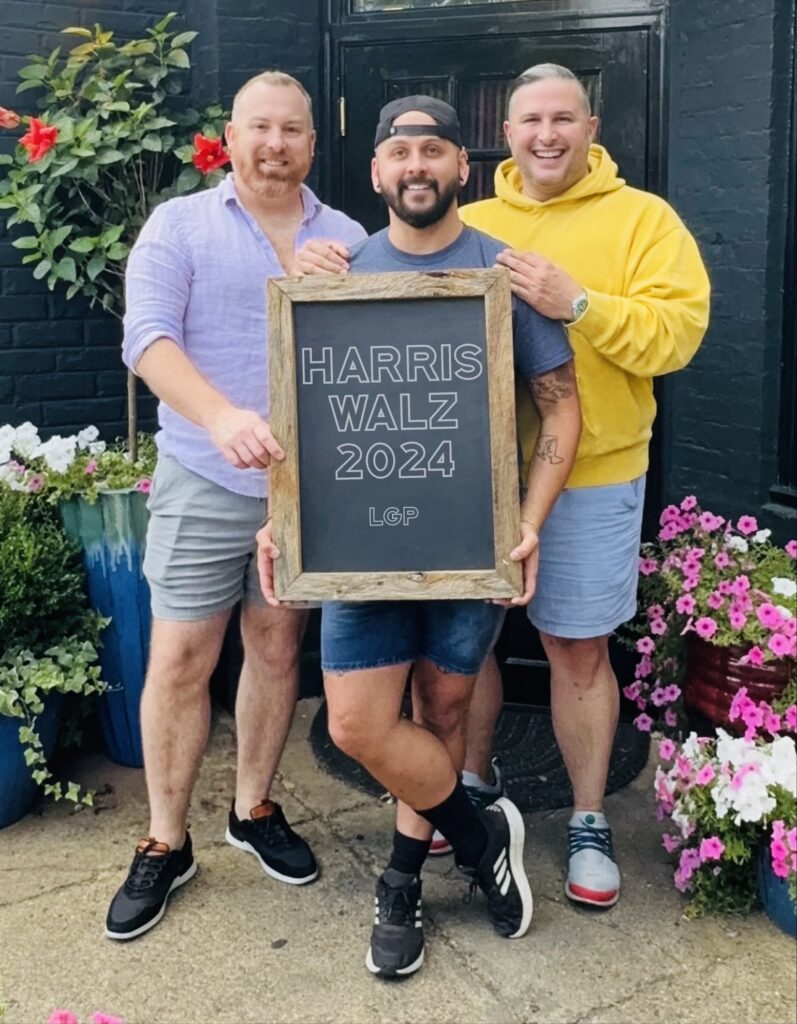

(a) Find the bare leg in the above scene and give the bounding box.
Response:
[142,612,231,848]
[396,658,477,840]
[462,652,503,781]
[542,633,618,811]
[325,662,458,811]
[234,603,308,818]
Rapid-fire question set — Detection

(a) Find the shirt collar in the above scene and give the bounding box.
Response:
[221,173,322,225]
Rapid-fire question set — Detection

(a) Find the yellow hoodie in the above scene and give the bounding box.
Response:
[460,145,710,488]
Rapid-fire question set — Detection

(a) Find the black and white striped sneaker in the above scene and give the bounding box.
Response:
[365,871,424,978]
[460,796,533,938]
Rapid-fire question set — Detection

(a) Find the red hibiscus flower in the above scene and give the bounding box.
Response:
[192,133,230,174]
[0,106,21,129]
[19,117,58,162]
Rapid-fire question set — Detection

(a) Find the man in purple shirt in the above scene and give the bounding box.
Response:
[106,71,365,941]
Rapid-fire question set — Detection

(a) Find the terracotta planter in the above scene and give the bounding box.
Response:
[684,636,793,729]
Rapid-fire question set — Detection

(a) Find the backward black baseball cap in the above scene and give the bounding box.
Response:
[374,95,463,149]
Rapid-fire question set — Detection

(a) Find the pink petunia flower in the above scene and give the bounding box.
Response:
[639,557,658,576]
[663,684,681,703]
[659,522,678,541]
[682,573,700,592]
[713,551,731,569]
[85,458,98,475]
[785,705,797,732]
[728,608,747,631]
[650,687,668,707]
[785,540,797,558]
[634,713,653,732]
[758,603,784,630]
[636,637,655,655]
[636,697,647,710]
[664,708,678,728]
[623,682,641,701]
[736,516,758,535]
[731,763,760,790]
[707,591,725,610]
[647,604,665,620]
[635,655,653,679]
[676,594,696,615]
[763,710,782,735]
[695,616,718,639]
[660,504,681,525]
[48,1014,79,1024]
[135,477,152,494]
[700,512,725,533]
[90,1013,125,1024]
[662,833,682,853]
[695,764,716,785]
[742,645,764,667]
[730,575,750,596]
[659,738,676,761]
[650,618,668,636]
[699,836,725,862]
[680,495,698,511]
[26,473,45,493]
[768,633,792,657]
[718,580,733,596]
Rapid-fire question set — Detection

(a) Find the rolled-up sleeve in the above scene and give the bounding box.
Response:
[122,203,192,374]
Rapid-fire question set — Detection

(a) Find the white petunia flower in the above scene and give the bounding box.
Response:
[776,605,795,620]
[36,435,77,473]
[76,425,100,449]
[753,529,772,544]
[771,577,797,598]
[88,440,107,455]
[726,535,749,553]
[11,421,41,459]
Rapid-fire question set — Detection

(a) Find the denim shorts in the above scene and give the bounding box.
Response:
[321,600,505,675]
[528,475,646,639]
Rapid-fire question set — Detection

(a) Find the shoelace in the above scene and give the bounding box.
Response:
[568,822,615,859]
[126,852,169,893]
[249,812,293,849]
[377,883,417,926]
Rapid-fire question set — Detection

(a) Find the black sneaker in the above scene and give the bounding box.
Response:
[225,800,317,884]
[460,796,533,938]
[365,871,425,978]
[105,833,196,941]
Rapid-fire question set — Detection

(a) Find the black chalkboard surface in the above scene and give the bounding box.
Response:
[268,270,521,601]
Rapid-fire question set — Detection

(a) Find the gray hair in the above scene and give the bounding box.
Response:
[508,63,591,116]
[231,70,313,123]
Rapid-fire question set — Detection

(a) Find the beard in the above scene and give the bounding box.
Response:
[381,175,461,228]
[234,150,311,198]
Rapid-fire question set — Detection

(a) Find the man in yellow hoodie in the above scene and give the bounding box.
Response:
[447,63,710,909]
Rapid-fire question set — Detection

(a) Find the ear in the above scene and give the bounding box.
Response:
[309,127,317,158]
[371,155,381,193]
[588,115,599,142]
[458,147,470,186]
[502,119,511,147]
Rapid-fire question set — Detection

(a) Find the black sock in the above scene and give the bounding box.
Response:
[386,830,431,878]
[417,779,488,869]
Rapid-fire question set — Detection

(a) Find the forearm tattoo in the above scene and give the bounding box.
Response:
[530,363,575,403]
[536,434,564,464]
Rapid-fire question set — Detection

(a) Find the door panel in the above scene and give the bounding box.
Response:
[339,31,650,232]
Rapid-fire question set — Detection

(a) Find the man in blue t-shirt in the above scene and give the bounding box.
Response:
[258,96,581,978]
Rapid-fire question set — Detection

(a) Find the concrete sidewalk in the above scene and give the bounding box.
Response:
[1,699,795,1024]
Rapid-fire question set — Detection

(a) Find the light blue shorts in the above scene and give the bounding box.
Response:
[528,476,646,640]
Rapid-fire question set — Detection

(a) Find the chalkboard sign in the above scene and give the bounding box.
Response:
[267,269,521,601]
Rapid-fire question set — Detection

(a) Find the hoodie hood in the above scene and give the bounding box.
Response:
[494,144,625,210]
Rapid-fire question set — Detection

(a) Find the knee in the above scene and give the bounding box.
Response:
[146,643,216,694]
[415,692,470,742]
[327,706,382,762]
[540,633,609,690]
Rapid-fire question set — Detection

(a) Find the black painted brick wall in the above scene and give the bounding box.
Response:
[0,0,321,441]
[664,0,794,529]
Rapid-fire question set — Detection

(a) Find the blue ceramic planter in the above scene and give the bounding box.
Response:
[60,490,151,768]
[757,841,797,939]
[0,694,64,829]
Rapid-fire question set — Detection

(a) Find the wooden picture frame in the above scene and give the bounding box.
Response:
[267,268,521,601]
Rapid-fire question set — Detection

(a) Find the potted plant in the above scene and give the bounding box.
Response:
[0,486,107,828]
[654,683,796,931]
[625,497,796,734]
[0,11,229,456]
[1,421,155,767]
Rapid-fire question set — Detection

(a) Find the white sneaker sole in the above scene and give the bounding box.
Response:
[494,797,534,938]
[225,828,318,885]
[365,945,425,977]
[104,860,197,941]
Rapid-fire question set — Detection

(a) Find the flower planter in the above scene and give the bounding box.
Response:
[684,636,792,730]
[0,694,63,828]
[59,490,151,768]
[757,843,797,938]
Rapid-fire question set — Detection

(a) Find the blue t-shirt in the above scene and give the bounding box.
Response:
[349,226,572,381]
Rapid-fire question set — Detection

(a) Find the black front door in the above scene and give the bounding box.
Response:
[325,3,666,701]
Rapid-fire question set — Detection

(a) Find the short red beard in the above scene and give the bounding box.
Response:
[235,152,311,198]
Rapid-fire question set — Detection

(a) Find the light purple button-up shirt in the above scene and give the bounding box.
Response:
[122,174,366,497]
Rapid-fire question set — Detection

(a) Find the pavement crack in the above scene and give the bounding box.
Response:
[568,970,678,1023]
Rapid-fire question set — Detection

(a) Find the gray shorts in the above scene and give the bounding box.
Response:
[143,453,267,621]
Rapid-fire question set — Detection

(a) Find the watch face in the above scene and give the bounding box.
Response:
[572,294,588,319]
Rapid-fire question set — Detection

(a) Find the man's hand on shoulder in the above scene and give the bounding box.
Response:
[496,249,582,321]
[207,406,284,470]
[295,239,352,276]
